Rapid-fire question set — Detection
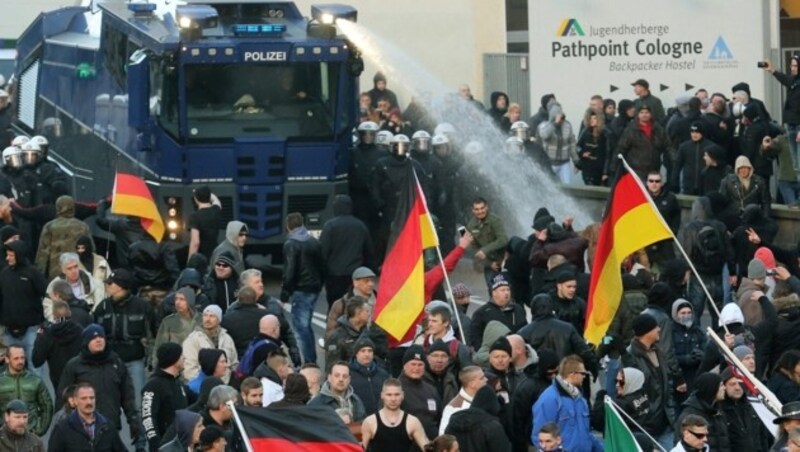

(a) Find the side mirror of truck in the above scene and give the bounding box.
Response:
[127,49,150,132]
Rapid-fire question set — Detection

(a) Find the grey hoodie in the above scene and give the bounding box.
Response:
[620,367,645,396]
[473,320,511,368]
[210,221,248,274]
[164,409,200,450]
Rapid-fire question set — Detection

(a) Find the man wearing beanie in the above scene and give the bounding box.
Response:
[423,340,459,406]
[469,274,526,350]
[349,337,389,416]
[642,282,684,383]
[672,120,725,196]
[733,345,756,373]
[58,324,139,441]
[93,267,154,410]
[736,258,770,325]
[142,342,187,451]
[204,250,238,312]
[485,336,517,406]
[622,313,686,450]
[367,71,398,110]
[153,287,201,367]
[675,372,730,451]
[399,345,441,439]
[183,304,238,384]
[718,368,771,450]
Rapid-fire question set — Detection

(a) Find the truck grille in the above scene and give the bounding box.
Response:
[287,195,328,215]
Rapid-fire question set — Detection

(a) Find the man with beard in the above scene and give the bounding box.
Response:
[0,400,44,451]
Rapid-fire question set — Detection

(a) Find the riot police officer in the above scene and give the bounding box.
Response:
[349,121,382,230]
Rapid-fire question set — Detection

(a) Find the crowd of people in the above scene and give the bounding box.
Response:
[0,61,797,452]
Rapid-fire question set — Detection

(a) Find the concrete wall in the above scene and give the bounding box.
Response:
[561,184,800,249]
[294,0,507,109]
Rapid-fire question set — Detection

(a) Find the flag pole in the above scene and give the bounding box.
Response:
[606,396,668,452]
[617,155,727,334]
[227,401,255,452]
[412,168,467,343]
[706,327,783,416]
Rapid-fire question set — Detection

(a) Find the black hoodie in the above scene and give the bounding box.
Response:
[32,319,82,388]
[446,385,512,452]
[0,240,46,331]
[488,91,509,127]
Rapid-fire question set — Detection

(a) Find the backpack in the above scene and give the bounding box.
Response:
[236,337,271,379]
[692,224,725,271]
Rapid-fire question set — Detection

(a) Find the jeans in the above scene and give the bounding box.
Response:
[551,162,572,184]
[779,180,799,205]
[4,326,41,376]
[687,272,723,328]
[125,359,145,409]
[291,291,319,364]
[655,429,674,451]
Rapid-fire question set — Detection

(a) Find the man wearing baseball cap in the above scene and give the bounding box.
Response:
[0,400,44,450]
[326,266,377,335]
[94,268,153,412]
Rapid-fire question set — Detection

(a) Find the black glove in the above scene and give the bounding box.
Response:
[129,421,141,440]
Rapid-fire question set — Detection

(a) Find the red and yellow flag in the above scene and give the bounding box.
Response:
[584,170,673,346]
[374,167,438,342]
[111,172,165,243]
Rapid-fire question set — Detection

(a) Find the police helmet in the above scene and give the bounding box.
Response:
[411,130,432,152]
[357,121,379,144]
[2,146,23,169]
[376,130,394,152]
[431,134,450,156]
[505,136,524,154]
[391,134,410,157]
[42,117,63,138]
[20,141,42,167]
[30,136,49,156]
[10,136,28,147]
[434,123,456,137]
[510,121,530,140]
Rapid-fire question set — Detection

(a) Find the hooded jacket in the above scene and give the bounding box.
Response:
[469,298,526,351]
[0,240,46,331]
[158,269,210,319]
[671,299,706,386]
[281,226,324,301]
[320,196,375,276]
[675,374,730,452]
[32,319,83,389]
[673,137,726,195]
[621,337,676,436]
[35,196,91,279]
[153,289,201,366]
[159,409,201,452]
[678,197,734,275]
[719,156,770,217]
[445,385,512,452]
[325,315,389,369]
[518,295,596,374]
[210,221,247,275]
[617,367,651,423]
[488,91,510,126]
[308,381,366,422]
[509,349,558,452]
[202,252,239,313]
[472,321,511,368]
[537,102,578,165]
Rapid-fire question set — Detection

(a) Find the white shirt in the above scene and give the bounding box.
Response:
[261,378,284,407]
[438,388,473,435]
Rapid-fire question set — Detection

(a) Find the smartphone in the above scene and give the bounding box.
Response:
[458,226,467,237]
[757,61,768,68]
[766,269,777,276]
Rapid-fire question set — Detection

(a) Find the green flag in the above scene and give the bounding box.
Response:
[604,396,643,451]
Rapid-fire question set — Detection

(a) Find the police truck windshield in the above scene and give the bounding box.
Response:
[182,62,339,140]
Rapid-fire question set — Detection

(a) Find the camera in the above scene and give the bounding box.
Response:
[766,269,777,276]
[757,61,769,68]
[458,226,467,237]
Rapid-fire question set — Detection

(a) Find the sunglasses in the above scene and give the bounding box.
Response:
[238,233,248,237]
[215,262,230,268]
[687,430,707,440]
[616,380,625,385]
[572,371,591,377]
[647,179,662,183]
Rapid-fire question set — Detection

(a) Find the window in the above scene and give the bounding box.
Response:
[182,62,340,140]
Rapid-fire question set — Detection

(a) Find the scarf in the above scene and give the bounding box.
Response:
[638,120,653,140]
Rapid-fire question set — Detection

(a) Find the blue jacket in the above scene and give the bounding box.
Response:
[532,380,603,452]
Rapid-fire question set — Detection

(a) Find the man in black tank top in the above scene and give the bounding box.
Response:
[361,378,428,452]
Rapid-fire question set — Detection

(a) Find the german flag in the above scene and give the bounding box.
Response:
[375,166,438,342]
[234,405,361,451]
[584,168,673,346]
[111,172,165,243]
